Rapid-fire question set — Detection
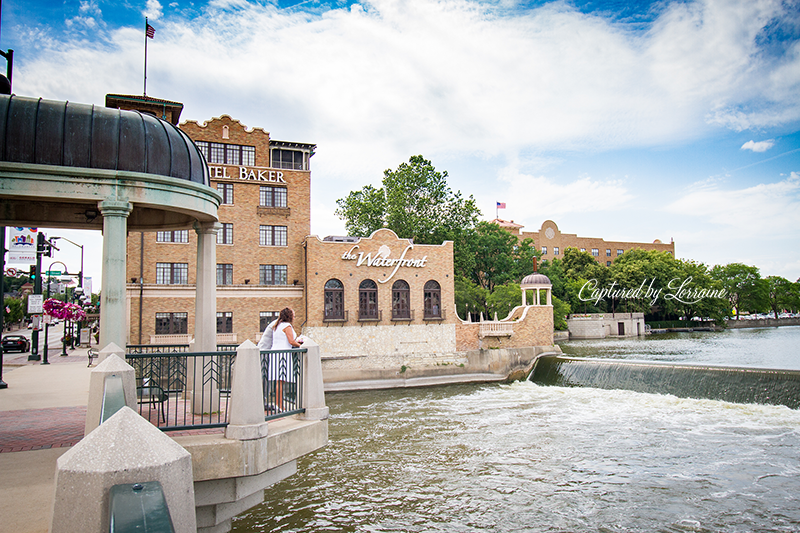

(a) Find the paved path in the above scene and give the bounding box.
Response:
[0,348,95,533]
[0,405,86,452]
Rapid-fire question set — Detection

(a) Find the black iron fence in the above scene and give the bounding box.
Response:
[261,348,305,421]
[125,346,306,430]
[125,350,235,430]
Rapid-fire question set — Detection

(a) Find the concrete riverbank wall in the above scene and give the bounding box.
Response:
[309,303,558,391]
[725,317,800,329]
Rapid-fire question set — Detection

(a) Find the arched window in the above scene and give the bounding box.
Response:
[324,279,344,321]
[359,279,379,320]
[392,280,410,319]
[424,280,441,318]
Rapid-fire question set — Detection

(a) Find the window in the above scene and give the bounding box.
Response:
[591,248,599,257]
[272,149,304,170]
[260,186,287,208]
[541,246,547,255]
[196,141,255,166]
[156,263,188,284]
[156,230,188,243]
[554,247,559,255]
[260,264,287,285]
[324,279,344,320]
[260,311,279,331]
[217,223,233,245]
[260,225,287,246]
[392,280,411,319]
[359,279,379,320]
[216,312,233,334]
[580,248,586,252]
[607,261,611,267]
[217,264,233,285]
[617,249,624,256]
[606,249,612,257]
[424,281,442,318]
[217,183,234,205]
[155,312,187,335]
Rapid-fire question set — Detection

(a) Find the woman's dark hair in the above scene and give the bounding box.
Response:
[274,307,294,329]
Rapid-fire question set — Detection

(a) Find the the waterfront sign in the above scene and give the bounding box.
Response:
[341,244,428,283]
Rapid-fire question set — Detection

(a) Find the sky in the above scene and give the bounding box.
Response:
[2,0,800,291]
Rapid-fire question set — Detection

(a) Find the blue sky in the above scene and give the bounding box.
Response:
[2,0,800,288]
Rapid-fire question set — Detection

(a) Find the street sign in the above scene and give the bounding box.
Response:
[46,270,62,275]
[4,268,17,276]
[28,294,43,314]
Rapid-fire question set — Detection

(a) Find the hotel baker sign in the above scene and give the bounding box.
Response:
[341,244,428,283]
[209,165,286,183]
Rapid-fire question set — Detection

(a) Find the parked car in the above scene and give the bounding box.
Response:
[2,335,31,353]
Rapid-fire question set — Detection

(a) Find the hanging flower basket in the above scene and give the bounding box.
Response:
[43,298,87,321]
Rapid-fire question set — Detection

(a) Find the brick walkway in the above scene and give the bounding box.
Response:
[0,406,87,453]
[0,405,226,453]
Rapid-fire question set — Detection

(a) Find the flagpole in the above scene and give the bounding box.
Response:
[143,17,148,96]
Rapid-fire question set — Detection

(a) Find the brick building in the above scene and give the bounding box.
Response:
[492,218,675,266]
[125,114,314,345]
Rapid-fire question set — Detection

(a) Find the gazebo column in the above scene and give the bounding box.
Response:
[190,221,221,414]
[546,288,552,306]
[98,200,133,350]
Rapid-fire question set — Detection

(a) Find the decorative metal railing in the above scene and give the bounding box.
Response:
[261,348,305,421]
[124,346,306,430]
[125,350,235,431]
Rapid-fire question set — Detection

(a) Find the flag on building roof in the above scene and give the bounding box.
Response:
[146,23,156,39]
[497,202,506,209]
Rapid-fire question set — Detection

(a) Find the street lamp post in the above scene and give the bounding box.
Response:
[41,260,69,365]
[50,236,84,346]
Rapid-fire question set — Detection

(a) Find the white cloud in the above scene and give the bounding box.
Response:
[144,0,164,20]
[497,169,634,219]
[666,172,800,239]
[741,140,775,152]
[16,0,800,169]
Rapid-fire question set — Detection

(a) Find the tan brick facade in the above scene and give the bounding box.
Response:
[494,218,675,265]
[126,115,313,345]
[304,228,456,328]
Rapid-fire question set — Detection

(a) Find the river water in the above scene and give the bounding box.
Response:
[233,327,800,532]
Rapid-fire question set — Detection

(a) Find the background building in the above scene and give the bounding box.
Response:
[124,108,314,345]
[492,218,675,266]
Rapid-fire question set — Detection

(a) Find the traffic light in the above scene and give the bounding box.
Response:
[36,232,52,257]
[29,264,36,279]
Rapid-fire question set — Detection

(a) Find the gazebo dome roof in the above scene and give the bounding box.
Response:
[0,94,207,185]
[521,273,552,286]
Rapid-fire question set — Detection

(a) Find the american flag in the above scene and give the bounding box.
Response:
[496,202,506,209]
[146,23,156,39]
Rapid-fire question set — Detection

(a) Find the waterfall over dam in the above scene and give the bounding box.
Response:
[528,355,800,409]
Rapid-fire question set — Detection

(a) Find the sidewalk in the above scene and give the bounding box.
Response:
[0,348,93,533]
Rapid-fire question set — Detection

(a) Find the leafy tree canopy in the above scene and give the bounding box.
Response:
[335,155,481,245]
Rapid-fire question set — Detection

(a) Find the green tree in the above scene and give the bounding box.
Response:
[454,276,489,320]
[470,222,518,291]
[335,155,481,279]
[764,276,794,318]
[486,282,522,319]
[3,297,24,326]
[552,295,571,331]
[710,263,768,318]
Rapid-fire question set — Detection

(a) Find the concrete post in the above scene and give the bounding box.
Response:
[98,199,132,350]
[52,407,196,533]
[225,340,269,440]
[299,338,329,421]
[98,341,125,364]
[85,353,137,435]
[192,221,221,414]
[193,221,220,353]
